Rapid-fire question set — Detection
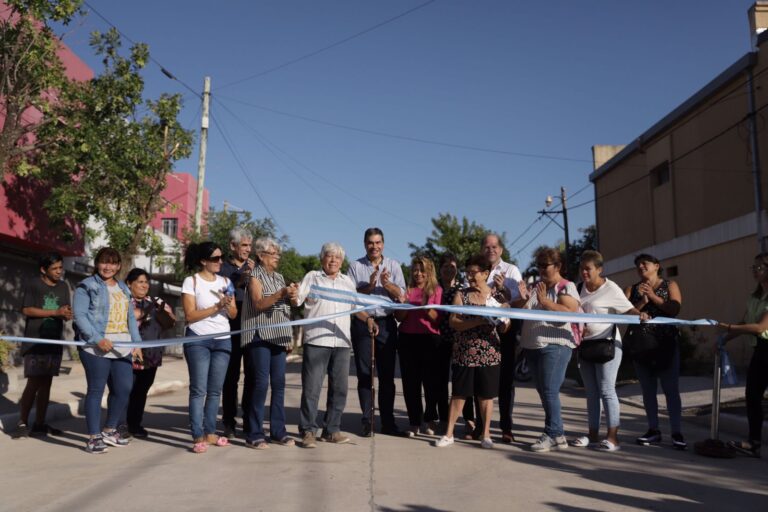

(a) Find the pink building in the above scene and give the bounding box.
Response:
[0,4,93,256]
[149,172,209,241]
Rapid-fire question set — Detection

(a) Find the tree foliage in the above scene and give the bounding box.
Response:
[0,0,83,173]
[408,212,511,267]
[28,28,193,265]
[184,207,286,255]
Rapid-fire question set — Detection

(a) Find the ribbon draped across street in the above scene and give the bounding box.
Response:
[2,284,718,349]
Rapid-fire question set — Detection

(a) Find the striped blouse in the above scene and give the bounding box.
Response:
[241,265,293,348]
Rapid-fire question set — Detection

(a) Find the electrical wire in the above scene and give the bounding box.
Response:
[83,1,202,100]
[212,97,432,231]
[514,216,556,258]
[216,0,438,90]
[209,112,287,237]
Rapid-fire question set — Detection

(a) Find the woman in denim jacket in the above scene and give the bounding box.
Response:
[74,247,141,454]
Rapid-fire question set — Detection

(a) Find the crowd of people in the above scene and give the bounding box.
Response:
[8,227,767,460]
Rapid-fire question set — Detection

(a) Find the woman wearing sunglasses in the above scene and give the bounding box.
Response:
[181,242,238,454]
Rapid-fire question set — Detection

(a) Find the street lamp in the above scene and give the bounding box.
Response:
[538,186,571,273]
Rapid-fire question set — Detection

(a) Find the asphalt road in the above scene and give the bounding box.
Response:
[2,361,767,512]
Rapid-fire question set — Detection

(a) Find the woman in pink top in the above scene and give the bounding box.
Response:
[395,257,443,437]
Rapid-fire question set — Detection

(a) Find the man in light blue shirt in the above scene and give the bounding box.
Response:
[347,227,406,436]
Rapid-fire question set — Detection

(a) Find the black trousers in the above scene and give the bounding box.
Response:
[222,310,250,431]
[746,342,768,443]
[399,332,449,426]
[126,367,158,430]
[498,323,519,432]
[351,316,398,429]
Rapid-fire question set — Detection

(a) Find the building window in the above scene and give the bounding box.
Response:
[162,218,178,238]
[651,161,670,187]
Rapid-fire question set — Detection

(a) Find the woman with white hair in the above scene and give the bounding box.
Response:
[292,242,379,448]
[240,238,297,449]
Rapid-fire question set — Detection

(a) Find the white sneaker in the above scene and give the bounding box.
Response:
[481,438,494,449]
[434,435,454,447]
[531,434,568,452]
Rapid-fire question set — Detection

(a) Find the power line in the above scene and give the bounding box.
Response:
[208,112,287,237]
[514,217,556,258]
[83,1,202,100]
[216,0,438,90]
[212,97,432,231]
[216,95,591,164]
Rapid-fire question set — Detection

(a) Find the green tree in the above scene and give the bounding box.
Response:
[408,212,512,266]
[184,207,286,255]
[0,0,83,173]
[278,248,321,285]
[28,28,193,266]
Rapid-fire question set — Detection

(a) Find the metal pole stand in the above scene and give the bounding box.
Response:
[694,348,734,458]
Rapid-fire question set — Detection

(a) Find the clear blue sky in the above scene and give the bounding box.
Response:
[60,0,758,266]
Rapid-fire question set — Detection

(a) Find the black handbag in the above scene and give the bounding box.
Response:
[624,323,660,364]
[579,325,618,364]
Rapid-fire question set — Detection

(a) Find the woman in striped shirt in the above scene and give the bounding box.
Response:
[241,238,298,449]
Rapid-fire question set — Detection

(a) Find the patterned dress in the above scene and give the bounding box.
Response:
[451,290,501,367]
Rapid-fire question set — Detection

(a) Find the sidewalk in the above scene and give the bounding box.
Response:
[0,356,761,441]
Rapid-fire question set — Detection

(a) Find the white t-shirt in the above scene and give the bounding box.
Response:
[181,273,232,340]
[580,279,635,340]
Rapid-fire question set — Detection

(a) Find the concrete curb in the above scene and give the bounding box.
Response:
[0,379,185,432]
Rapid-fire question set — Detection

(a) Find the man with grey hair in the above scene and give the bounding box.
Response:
[293,242,379,447]
[218,226,255,438]
[482,232,522,444]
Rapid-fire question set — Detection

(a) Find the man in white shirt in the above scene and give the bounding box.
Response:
[294,242,378,448]
[483,233,522,443]
[347,228,406,436]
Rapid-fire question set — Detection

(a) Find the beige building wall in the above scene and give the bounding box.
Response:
[591,15,768,368]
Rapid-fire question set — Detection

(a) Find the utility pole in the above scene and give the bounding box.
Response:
[194,76,211,234]
[538,186,571,273]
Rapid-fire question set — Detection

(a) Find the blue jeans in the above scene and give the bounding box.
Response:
[184,329,231,440]
[579,342,623,430]
[526,344,572,438]
[300,344,350,435]
[244,337,287,442]
[79,349,133,435]
[634,345,682,433]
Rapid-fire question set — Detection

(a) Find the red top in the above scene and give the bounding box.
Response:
[399,286,443,335]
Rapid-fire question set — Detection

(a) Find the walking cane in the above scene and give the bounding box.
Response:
[694,345,734,458]
[369,328,377,437]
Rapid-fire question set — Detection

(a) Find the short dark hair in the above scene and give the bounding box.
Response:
[125,268,150,284]
[438,251,458,269]
[364,227,384,242]
[94,247,121,266]
[634,253,662,276]
[38,252,63,270]
[464,253,491,272]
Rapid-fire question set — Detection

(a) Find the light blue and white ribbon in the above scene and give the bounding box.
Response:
[1,284,718,349]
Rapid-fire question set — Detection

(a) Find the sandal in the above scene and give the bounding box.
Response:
[272,436,295,447]
[205,434,230,447]
[570,436,600,448]
[246,439,270,450]
[595,439,621,452]
[727,440,761,458]
[501,431,515,444]
[192,439,208,454]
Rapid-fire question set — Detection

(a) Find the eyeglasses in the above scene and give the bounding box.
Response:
[752,264,766,272]
[465,268,485,276]
[204,255,223,263]
[262,251,280,257]
[536,262,554,270]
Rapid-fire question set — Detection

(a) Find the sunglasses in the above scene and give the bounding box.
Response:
[204,255,223,263]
